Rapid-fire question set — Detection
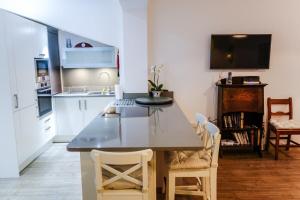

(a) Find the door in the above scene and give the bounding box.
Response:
[83,97,114,126]
[32,21,49,58]
[54,97,84,138]
[4,13,39,110]
[14,104,40,167]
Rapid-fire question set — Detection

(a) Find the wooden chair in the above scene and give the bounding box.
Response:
[91,149,153,200]
[167,122,221,200]
[266,97,300,160]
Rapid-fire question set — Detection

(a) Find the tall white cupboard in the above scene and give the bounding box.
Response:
[0,10,54,178]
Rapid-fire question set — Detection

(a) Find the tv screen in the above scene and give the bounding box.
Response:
[210,34,272,69]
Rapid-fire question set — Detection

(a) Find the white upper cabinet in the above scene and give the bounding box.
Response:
[32,22,49,58]
[4,13,48,111]
[61,47,116,68]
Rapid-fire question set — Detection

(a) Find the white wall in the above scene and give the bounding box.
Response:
[0,0,122,48]
[149,0,300,123]
[119,0,148,93]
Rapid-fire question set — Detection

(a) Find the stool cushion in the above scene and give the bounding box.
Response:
[165,125,213,170]
[166,151,210,170]
[270,119,300,129]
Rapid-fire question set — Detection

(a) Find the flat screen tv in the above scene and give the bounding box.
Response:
[210,34,272,69]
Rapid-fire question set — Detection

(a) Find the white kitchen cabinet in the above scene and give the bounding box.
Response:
[83,97,114,126]
[54,97,84,141]
[14,104,40,168]
[0,10,52,178]
[62,47,116,68]
[39,113,55,138]
[32,22,49,58]
[54,96,114,142]
[4,12,48,111]
[14,106,55,171]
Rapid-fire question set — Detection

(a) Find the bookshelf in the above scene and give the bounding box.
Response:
[216,83,267,156]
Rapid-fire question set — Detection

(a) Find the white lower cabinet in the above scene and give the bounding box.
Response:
[54,97,84,142]
[54,96,114,142]
[13,105,55,171]
[83,97,114,126]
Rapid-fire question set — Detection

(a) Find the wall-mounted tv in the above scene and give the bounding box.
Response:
[210,34,272,69]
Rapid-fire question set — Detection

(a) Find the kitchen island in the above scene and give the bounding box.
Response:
[67,101,205,200]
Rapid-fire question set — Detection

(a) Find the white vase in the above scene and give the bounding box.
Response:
[152,91,161,98]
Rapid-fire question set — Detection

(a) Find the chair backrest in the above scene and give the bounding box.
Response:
[267,97,293,120]
[206,122,221,167]
[195,113,208,126]
[91,149,153,192]
[195,113,208,135]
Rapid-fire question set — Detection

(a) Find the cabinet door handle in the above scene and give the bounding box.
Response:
[44,118,51,123]
[45,126,51,131]
[79,100,82,110]
[84,100,87,110]
[14,94,19,109]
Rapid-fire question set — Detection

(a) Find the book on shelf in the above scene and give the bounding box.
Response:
[240,112,244,128]
[221,139,239,146]
[250,129,254,145]
[244,131,250,144]
[232,131,251,145]
[233,132,239,143]
[222,112,245,129]
[223,116,228,128]
[228,115,232,128]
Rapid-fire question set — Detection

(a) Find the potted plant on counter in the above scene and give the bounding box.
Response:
[148,64,164,97]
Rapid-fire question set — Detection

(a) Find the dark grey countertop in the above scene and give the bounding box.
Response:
[67,102,204,152]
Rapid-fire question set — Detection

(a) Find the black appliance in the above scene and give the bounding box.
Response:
[210,34,272,69]
[37,87,52,117]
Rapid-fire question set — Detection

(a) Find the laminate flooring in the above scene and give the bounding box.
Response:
[0,143,81,200]
[1,143,300,200]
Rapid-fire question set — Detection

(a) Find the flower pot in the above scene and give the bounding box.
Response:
[152,91,161,98]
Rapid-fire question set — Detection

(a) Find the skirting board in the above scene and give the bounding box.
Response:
[18,139,53,172]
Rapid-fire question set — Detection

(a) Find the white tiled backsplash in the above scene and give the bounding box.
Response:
[62,68,118,92]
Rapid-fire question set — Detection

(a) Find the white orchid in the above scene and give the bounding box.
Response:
[149,64,164,91]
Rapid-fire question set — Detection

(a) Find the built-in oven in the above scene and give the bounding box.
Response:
[37,87,52,117]
[35,58,52,117]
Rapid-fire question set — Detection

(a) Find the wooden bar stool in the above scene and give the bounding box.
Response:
[91,149,153,200]
[266,97,300,160]
[166,122,221,200]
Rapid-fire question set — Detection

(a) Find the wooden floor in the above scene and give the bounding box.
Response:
[1,143,300,200]
[218,149,300,200]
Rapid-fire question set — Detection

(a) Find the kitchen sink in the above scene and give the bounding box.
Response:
[88,91,115,96]
[88,91,103,95]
